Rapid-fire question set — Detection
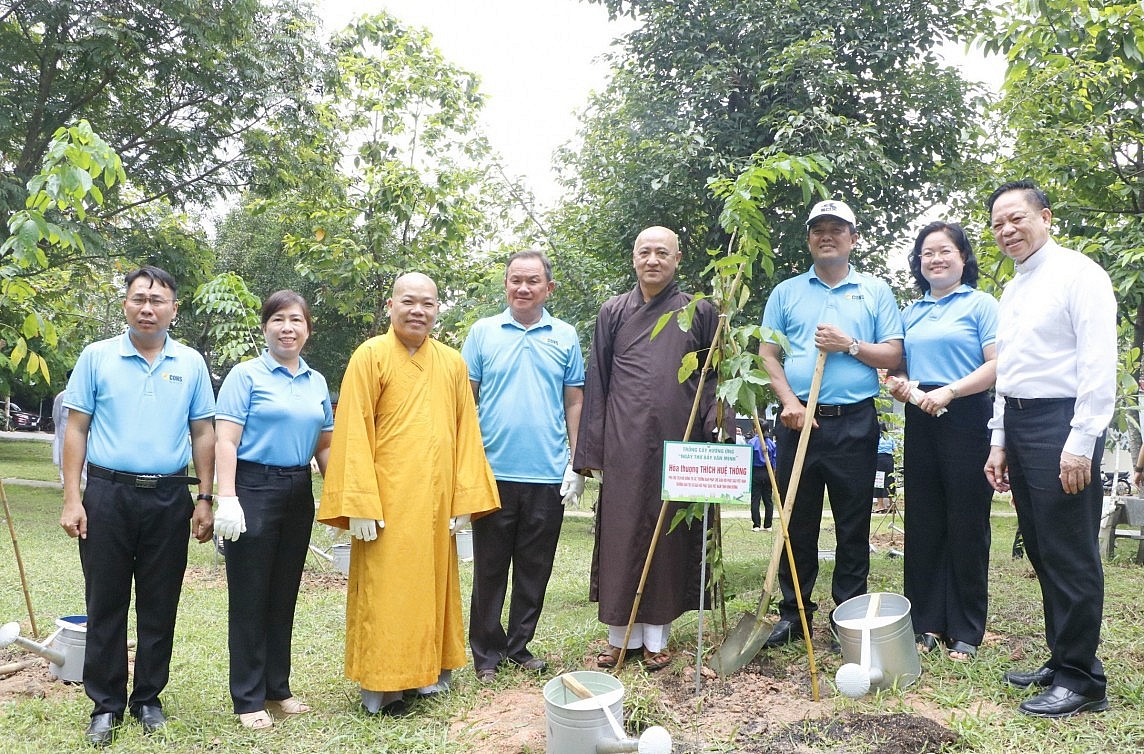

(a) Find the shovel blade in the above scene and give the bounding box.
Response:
[708,611,772,677]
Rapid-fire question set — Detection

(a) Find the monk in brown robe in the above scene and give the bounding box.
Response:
[574,226,720,671]
[318,272,500,716]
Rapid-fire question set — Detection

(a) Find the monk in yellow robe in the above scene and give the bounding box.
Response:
[318,272,500,716]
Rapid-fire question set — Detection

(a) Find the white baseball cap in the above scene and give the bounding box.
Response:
[806,199,857,227]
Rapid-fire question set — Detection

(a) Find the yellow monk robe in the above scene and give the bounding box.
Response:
[317,330,500,692]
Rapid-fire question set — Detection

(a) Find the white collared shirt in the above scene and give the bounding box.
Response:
[988,239,1117,457]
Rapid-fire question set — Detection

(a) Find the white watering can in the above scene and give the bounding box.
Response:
[0,616,88,682]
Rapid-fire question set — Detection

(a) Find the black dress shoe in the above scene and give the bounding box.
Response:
[1018,685,1109,718]
[1004,665,1055,689]
[762,619,806,649]
[509,656,548,672]
[84,713,121,747]
[132,704,167,734]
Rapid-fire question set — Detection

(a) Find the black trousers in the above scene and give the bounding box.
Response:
[469,481,563,671]
[749,466,774,528]
[225,463,314,713]
[774,401,877,621]
[79,476,193,717]
[1005,399,1106,697]
[901,392,993,646]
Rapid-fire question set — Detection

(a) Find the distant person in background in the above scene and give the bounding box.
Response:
[872,422,896,514]
[887,221,998,662]
[52,370,75,483]
[747,424,777,531]
[213,291,333,730]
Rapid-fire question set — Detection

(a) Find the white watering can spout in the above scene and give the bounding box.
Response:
[0,621,66,667]
[835,594,884,698]
[595,726,673,753]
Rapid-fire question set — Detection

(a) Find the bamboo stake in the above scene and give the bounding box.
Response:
[0,479,38,638]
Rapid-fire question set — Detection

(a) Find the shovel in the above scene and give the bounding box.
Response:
[709,348,827,676]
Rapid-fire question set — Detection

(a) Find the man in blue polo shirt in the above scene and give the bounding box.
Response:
[60,266,216,746]
[462,250,585,683]
[758,199,903,649]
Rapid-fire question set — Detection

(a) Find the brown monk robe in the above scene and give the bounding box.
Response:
[574,227,721,666]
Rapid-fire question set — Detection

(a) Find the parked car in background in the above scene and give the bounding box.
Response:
[2,401,41,431]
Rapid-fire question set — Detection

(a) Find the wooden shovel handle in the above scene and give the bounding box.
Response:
[754,348,828,614]
[560,673,595,700]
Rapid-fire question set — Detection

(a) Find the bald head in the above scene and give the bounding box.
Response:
[632,225,682,301]
[387,272,439,352]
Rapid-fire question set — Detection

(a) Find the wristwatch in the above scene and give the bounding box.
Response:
[848,339,861,356]
[196,493,215,503]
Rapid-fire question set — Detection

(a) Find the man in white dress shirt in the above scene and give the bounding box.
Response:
[983,180,1117,718]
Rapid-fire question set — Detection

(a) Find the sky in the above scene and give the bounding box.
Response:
[315,1,1002,211]
[316,0,636,208]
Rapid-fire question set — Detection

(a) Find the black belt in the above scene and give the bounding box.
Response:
[814,397,874,418]
[1004,396,1073,410]
[87,464,200,488]
[237,459,311,474]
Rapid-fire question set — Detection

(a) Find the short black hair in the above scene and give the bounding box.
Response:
[261,290,312,331]
[125,265,177,296]
[504,249,553,281]
[986,179,1051,215]
[908,222,979,293]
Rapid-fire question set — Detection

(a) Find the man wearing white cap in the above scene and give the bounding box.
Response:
[758,199,903,649]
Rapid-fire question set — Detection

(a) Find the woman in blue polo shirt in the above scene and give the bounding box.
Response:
[887,222,998,662]
[213,291,334,729]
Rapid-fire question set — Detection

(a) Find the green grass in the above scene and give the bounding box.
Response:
[0,438,58,483]
[2,444,1144,752]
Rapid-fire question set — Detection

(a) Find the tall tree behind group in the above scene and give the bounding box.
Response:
[972,0,1144,446]
[549,0,987,312]
[0,0,324,396]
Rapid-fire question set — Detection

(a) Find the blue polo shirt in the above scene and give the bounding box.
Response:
[215,351,334,467]
[901,285,998,386]
[762,266,903,405]
[462,309,585,483]
[64,332,215,474]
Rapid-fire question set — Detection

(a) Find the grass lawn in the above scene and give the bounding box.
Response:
[2,440,1143,752]
[0,436,59,483]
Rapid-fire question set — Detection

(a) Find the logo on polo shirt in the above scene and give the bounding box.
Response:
[160,372,184,384]
[844,293,865,300]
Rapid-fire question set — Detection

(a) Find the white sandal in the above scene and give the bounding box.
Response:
[238,710,273,729]
[267,697,311,716]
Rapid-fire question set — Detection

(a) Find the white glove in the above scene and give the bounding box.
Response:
[349,517,383,541]
[591,469,603,483]
[449,514,471,534]
[560,464,586,506]
[214,496,247,541]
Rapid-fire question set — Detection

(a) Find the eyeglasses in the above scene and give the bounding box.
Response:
[919,248,958,261]
[126,295,174,308]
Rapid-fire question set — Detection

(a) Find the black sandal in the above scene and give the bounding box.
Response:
[915,633,940,653]
[946,640,977,661]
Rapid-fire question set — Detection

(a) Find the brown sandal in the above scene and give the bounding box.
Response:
[642,648,671,672]
[596,645,623,669]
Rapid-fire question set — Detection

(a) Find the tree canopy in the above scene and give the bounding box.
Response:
[551,0,986,306]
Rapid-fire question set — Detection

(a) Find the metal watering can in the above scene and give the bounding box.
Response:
[545,671,673,753]
[0,615,87,683]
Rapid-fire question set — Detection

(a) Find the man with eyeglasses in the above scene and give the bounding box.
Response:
[758,199,903,652]
[60,265,216,746]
